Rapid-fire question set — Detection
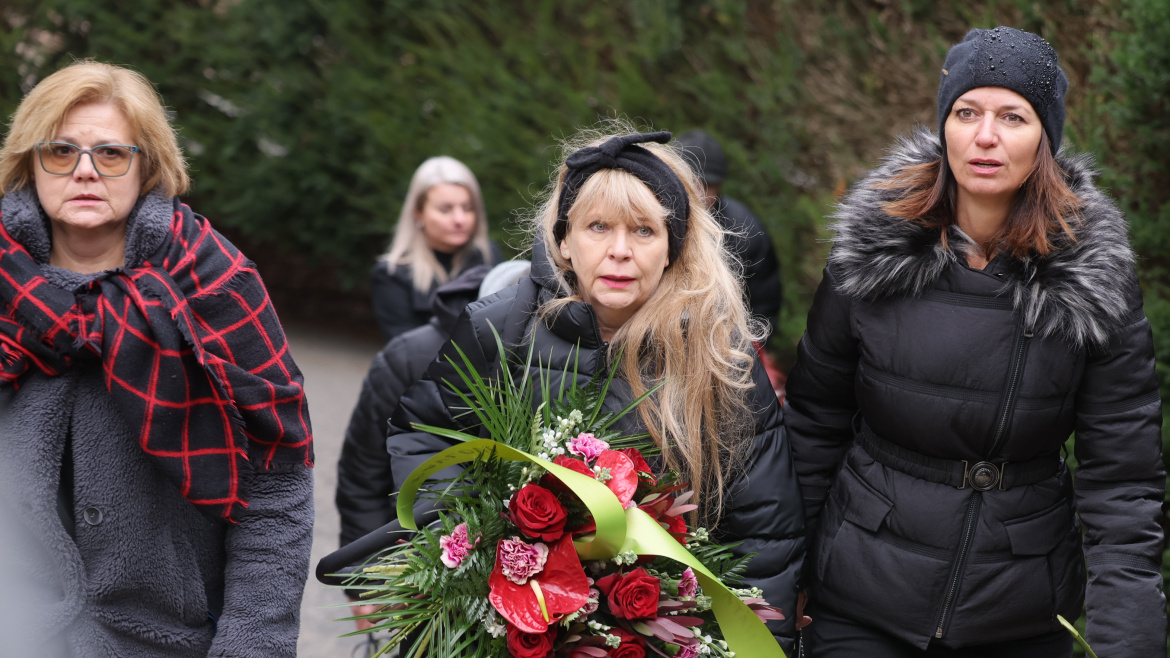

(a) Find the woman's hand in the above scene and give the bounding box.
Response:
[796,589,812,630]
[349,602,383,632]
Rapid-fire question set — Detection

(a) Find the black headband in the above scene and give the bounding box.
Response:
[554,131,690,262]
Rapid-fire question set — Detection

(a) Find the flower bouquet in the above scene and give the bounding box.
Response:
[342,339,786,657]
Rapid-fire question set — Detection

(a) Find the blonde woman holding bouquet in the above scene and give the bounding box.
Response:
[384,126,806,653]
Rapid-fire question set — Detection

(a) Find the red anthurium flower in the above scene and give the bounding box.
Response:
[617,447,657,486]
[489,535,590,634]
[594,450,638,508]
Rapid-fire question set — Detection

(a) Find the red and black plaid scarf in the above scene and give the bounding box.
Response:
[0,197,312,520]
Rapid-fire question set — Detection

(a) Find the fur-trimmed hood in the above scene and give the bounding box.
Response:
[828,127,1137,349]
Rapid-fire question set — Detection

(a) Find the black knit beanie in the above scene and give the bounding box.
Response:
[675,130,727,186]
[937,26,1069,155]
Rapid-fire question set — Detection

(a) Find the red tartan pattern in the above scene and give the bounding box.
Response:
[0,199,312,520]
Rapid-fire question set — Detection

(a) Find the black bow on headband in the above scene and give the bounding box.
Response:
[554,131,690,262]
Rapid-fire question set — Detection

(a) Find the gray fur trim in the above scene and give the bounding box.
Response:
[0,187,52,263]
[828,126,1137,348]
[0,186,173,268]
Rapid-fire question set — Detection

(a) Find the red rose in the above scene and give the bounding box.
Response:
[541,456,593,495]
[610,628,646,658]
[618,447,657,486]
[510,483,568,541]
[595,567,661,620]
[506,624,555,658]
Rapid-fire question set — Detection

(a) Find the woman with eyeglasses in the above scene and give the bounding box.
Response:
[371,156,501,342]
[0,60,314,657]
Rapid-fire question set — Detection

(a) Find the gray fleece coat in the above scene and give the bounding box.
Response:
[0,189,314,658]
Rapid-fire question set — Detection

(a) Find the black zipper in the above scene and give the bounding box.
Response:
[987,325,1034,458]
[935,490,982,638]
[934,323,1032,639]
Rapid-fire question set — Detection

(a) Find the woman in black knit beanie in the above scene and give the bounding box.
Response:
[786,26,1165,658]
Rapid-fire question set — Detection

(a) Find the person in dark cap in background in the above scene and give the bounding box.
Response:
[786,26,1165,657]
[676,130,783,339]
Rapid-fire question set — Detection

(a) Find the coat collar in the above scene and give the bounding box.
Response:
[0,186,174,270]
[528,237,605,350]
[827,127,1138,348]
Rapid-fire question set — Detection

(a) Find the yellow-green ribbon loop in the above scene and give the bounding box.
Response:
[620,507,786,657]
[396,439,627,558]
[395,439,786,658]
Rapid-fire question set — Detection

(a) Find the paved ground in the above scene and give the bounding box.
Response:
[286,324,385,658]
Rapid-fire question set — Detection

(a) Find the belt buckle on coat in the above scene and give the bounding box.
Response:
[960,460,1006,491]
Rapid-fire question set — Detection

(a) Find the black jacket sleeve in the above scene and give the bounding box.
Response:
[335,327,447,547]
[370,264,429,343]
[1072,275,1166,657]
[783,267,861,530]
[715,354,806,652]
[718,197,783,336]
[386,293,512,504]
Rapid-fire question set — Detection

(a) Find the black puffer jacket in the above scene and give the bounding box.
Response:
[785,129,1165,656]
[714,196,782,336]
[336,265,490,547]
[387,243,806,649]
[370,243,501,342]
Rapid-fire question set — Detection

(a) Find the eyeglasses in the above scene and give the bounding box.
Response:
[35,142,140,177]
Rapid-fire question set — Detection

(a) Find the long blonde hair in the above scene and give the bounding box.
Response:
[0,59,189,197]
[381,156,492,293]
[534,124,763,522]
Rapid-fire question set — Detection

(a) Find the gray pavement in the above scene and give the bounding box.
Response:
[286,325,385,658]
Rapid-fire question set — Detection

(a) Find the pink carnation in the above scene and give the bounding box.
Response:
[678,567,699,600]
[568,433,608,461]
[674,644,701,658]
[439,523,475,569]
[498,536,549,585]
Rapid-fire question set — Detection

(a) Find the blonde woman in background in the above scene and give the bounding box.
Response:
[371,156,500,341]
[381,127,806,654]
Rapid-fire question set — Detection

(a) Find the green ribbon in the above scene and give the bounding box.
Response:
[1057,616,1099,658]
[397,438,787,658]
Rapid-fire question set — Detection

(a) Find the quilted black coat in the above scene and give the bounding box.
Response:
[370,242,501,342]
[386,242,807,649]
[335,265,490,547]
[785,129,1166,656]
[714,195,783,336]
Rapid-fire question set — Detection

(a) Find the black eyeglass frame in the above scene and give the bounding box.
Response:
[34,141,141,178]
